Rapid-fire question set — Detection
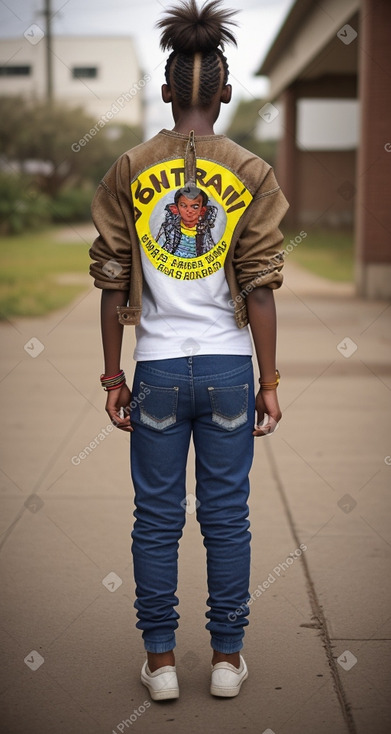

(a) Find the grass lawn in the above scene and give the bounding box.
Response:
[282,228,354,282]
[0,228,91,319]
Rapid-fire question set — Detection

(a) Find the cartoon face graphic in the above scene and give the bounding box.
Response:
[155,184,217,258]
[173,193,207,229]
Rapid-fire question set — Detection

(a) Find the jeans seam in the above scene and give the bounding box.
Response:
[135,357,252,382]
[194,362,252,383]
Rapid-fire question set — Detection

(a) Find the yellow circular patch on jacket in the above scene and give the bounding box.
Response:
[131,158,252,280]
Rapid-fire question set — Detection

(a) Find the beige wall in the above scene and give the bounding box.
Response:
[0,36,144,127]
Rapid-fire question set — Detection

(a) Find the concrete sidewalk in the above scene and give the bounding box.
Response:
[0,238,390,734]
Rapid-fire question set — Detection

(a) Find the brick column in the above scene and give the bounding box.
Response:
[275,86,297,227]
[355,0,391,298]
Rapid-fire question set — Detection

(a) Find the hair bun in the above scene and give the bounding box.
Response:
[157,0,238,54]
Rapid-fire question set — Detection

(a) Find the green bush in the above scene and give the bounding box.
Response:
[0,172,51,235]
[0,174,94,232]
[50,186,95,223]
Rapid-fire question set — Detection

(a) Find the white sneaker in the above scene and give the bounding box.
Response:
[210,655,248,697]
[141,661,179,701]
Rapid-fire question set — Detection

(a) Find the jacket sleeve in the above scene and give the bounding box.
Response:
[233,168,289,292]
[89,172,131,291]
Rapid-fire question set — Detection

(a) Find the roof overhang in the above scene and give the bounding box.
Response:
[257,0,360,99]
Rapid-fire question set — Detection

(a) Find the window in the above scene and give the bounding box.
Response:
[72,67,98,79]
[297,99,359,151]
[0,65,31,76]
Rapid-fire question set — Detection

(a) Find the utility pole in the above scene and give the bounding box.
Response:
[43,0,53,102]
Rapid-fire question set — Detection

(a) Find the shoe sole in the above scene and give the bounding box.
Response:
[210,670,248,697]
[141,676,179,701]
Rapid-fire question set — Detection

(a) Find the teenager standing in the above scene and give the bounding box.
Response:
[90,0,288,701]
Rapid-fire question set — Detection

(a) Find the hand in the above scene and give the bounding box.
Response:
[253,389,282,437]
[105,383,133,432]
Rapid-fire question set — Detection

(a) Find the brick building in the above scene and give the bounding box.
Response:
[257,0,391,299]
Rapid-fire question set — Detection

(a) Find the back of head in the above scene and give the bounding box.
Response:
[156,0,238,109]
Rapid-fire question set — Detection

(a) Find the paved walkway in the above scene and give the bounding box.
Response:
[0,229,390,734]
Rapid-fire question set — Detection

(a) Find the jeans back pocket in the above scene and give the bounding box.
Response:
[139,381,179,431]
[208,384,248,431]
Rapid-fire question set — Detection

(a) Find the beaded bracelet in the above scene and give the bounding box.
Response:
[259,369,280,390]
[100,369,126,391]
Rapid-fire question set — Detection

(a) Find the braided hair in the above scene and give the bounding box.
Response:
[156,0,238,108]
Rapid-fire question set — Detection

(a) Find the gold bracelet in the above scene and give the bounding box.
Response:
[259,369,280,390]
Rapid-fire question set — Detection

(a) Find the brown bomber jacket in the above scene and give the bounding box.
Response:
[89,129,289,328]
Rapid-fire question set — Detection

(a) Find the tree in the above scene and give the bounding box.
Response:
[0,96,143,196]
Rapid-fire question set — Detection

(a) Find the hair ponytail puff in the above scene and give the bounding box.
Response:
[157,0,238,54]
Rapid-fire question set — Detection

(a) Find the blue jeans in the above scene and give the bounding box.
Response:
[130,355,255,654]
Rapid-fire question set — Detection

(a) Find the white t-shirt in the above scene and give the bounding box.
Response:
[134,249,252,360]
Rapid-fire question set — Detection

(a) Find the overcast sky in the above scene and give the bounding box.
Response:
[0,0,295,135]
